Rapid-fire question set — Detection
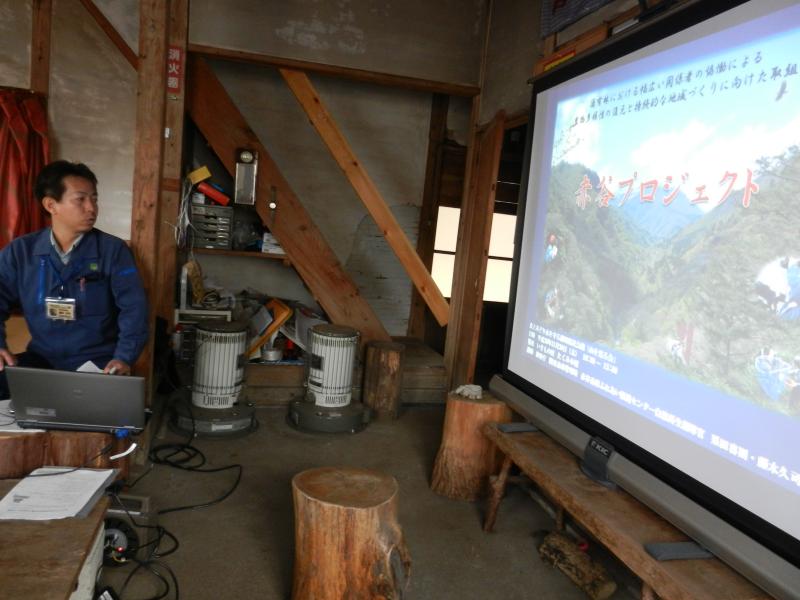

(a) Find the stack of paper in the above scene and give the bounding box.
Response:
[0,467,116,520]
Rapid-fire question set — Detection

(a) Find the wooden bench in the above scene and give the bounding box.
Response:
[0,479,109,599]
[482,423,772,600]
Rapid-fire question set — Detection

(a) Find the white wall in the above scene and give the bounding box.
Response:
[0,0,31,89]
[49,0,137,240]
[480,0,541,125]
[189,0,486,86]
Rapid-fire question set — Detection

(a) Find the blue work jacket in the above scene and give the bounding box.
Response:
[0,228,149,370]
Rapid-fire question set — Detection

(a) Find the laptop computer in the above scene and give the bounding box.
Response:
[6,366,145,433]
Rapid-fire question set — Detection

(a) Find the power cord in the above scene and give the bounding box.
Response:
[146,395,244,515]
[109,392,246,598]
[104,489,181,600]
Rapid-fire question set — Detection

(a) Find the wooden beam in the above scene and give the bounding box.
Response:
[188,43,480,98]
[443,111,505,388]
[153,0,189,325]
[407,93,449,339]
[30,0,52,95]
[78,0,138,70]
[130,0,168,394]
[280,68,450,327]
[186,57,390,344]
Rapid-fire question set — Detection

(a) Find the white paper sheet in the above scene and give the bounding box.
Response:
[0,467,115,520]
[77,361,103,373]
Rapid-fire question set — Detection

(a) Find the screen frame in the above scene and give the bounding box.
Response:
[502,0,800,578]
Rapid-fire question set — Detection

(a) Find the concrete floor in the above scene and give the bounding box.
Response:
[100,403,637,599]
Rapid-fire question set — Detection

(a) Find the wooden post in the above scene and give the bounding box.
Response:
[292,466,411,600]
[408,93,448,339]
[130,0,168,398]
[443,111,506,389]
[30,0,52,96]
[362,341,405,420]
[153,0,189,324]
[539,531,617,600]
[0,433,47,479]
[430,389,511,500]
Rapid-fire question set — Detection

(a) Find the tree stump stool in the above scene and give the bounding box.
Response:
[430,390,512,500]
[362,341,405,420]
[291,466,411,600]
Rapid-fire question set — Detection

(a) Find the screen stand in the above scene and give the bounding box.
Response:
[644,541,713,561]
[579,436,617,489]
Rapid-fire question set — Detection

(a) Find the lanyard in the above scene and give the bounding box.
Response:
[39,256,85,299]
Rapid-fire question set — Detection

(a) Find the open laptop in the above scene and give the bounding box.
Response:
[6,366,145,433]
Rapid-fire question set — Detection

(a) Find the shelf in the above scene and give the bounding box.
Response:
[192,247,291,265]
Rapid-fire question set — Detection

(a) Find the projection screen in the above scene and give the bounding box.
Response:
[502,1,800,596]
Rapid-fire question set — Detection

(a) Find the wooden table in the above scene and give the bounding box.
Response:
[0,479,108,599]
[482,423,772,600]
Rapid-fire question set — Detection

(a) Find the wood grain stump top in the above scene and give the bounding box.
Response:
[292,466,398,508]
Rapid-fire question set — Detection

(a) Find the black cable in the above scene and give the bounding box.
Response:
[126,462,155,489]
[144,392,245,515]
[107,392,242,598]
[108,491,180,599]
[120,559,174,600]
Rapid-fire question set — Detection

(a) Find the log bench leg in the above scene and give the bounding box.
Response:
[642,582,657,600]
[556,505,565,531]
[483,453,513,532]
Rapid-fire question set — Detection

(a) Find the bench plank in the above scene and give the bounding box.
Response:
[483,424,771,600]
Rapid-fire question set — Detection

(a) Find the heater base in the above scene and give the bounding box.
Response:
[171,402,257,437]
[288,400,370,433]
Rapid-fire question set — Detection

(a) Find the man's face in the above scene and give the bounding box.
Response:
[44,175,98,235]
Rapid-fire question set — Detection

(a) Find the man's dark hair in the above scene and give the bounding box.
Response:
[34,160,98,202]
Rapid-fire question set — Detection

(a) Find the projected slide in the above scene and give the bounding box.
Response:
[509,1,800,542]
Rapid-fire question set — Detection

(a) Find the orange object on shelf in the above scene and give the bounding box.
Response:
[197,181,230,206]
[246,298,293,359]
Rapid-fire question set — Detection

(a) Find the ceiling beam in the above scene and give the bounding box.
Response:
[188,43,479,97]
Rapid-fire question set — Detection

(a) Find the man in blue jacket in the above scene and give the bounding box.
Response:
[0,161,149,399]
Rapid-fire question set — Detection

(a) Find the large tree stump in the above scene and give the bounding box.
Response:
[362,341,405,420]
[292,466,411,600]
[430,390,512,500]
[46,431,131,480]
[538,531,617,600]
[0,432,47,479]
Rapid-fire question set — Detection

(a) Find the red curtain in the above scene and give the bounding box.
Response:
[0,90,50,249]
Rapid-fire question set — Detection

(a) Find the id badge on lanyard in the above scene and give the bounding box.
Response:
[45,296,76,320]
[42,256,77,321]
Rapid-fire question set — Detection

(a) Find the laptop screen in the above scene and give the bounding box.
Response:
[6,366,145,433]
